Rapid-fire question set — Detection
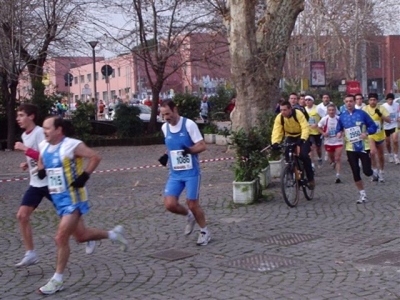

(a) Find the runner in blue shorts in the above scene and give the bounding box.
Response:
[159,99,211,246]
[36,116,128,295]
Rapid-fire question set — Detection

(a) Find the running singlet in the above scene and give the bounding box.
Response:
[305,105,321,135]
[39,138,88,206]
[22,126,47,187]
[382,102,399,130]
[336,109,377,152]
[362,105,389,142]
[318,115,343,146]
[163,117,201,178]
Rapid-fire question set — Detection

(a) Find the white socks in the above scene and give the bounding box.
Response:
[52,273,63,282]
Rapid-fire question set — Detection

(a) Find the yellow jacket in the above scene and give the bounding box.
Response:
[271,109,310,144]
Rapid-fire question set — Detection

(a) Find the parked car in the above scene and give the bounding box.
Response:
[133,104,163,122]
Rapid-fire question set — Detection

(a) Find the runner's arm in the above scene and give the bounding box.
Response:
[73,143,101,174]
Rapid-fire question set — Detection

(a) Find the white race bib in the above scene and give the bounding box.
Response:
[345,126,362,143]
[390,113,397,123]
[309,117,316,125]
[170,150,193,171]
[47,167,66,194]
[328,126,336,137]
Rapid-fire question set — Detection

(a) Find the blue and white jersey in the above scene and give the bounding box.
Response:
[39,137,88,206]
[162,117,203,178]
[336,109,377,152]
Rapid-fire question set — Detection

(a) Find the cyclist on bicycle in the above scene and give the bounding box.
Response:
[271,100,315,190]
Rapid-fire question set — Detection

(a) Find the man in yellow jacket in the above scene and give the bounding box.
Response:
[271,101,315,189]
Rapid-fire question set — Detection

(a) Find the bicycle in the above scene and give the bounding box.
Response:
[278,142,315,207]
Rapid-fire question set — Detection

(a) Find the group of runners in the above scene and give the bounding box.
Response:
[272,92,400,203]
[14,100,209,295]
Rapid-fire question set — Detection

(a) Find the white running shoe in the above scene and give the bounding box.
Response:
[112,225,128,252]
[39,278,64,295]
[196,231,211,246]
[356,194,367,204]
[15,253,39,268]
[389,154,394,163]
[184,214,196,235]
[378,171,385,182]
[395,157,400,165]
[85,240,96,254]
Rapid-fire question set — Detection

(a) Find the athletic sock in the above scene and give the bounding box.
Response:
[200,227,208,234]
[52,273,63,282]
[187,210,194,219]
[108,231,117,240]
[359,190,366,196]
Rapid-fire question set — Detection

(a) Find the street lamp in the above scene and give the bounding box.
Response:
[88,40,98,119]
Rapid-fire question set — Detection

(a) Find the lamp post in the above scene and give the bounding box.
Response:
[88,41,98,119]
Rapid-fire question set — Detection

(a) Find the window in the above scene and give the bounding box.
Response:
[95,72,99,81]
[74,77,78,84]
[87,73,92,82]
[118,67,121,77]
[80,75,84,83]
[118,89,122,96]
[102,91,108,101]
[369,44,381,68]
[75,95,78,101]
[111,90,116,99]
[111,69,115,78]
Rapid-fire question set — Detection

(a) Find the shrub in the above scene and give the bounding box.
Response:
[173,93,200,120]
[208,87,235,121]
[231,127,269,182]
[202,123,219,134]
[71,101,95,141]
[113,104,143,138]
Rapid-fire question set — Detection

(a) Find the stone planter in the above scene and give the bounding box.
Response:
[258,165,271,189]
[269,158,284,178]
[204,133,216,144]
[232,179,259,204]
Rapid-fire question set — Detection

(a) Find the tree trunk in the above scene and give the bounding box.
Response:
[148,83,163,134]
[228,0,304,132]
[2,78,18,150]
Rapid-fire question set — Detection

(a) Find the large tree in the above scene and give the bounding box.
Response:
[212,0,305,131]
[0,0,90,148]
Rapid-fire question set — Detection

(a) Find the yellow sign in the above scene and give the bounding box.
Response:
[301,78,309,91]
[42,73,50,86]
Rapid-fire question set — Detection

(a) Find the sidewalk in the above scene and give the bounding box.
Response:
[1,144,400,299]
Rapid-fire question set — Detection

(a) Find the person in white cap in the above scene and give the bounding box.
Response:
[305,95,323,167]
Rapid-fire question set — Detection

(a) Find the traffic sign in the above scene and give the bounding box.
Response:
[101,65,113,77]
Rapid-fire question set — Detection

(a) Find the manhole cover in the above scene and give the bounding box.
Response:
[149,249,196,261]
[356,251,400,266]
[254,233,321,246]
[220,253,302,272]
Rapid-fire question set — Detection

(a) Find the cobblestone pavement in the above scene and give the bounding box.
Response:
[1,144,400,300]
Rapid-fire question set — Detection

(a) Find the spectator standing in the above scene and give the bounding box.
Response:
[200,95,211,123]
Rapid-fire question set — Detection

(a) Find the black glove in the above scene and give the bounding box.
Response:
[271,143,280,151]
[37,169,46,180]
[375,108,382,117]
[70,172,90,188]
[182,147,191,157]
[296,139,305,146]
[158,154,168,166]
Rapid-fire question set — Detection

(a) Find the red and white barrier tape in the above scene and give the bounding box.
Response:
[0,156,234,183]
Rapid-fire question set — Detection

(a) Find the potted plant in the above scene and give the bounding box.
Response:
[231,127,269,204]
[215,126,231,146]
[258,110,284,178]
[202,123,219,144]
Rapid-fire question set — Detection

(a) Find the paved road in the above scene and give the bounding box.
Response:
[1,144,400,300]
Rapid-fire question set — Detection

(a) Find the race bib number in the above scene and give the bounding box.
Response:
[170,150,193,171]
[345,126,362,143]
[309,117,316,125]
[328,126,336,137]
[374,121,381,133]
[390,113,397,123]
[47,167,66,194]
[29,159,38,176]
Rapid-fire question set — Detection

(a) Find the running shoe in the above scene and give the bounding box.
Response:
[335,178,341,184]
[196,231,211,246]
[112,225,128,252]
[389,154,394,163]
[371,173,379,182]
[318,159,323,168]
[85,240,96,254]
[356,194,367,204]
[15,253,39,268]
[378,171,385,183]
[184,214,196,235]
[395,157,400,165]
[308,180,316,190]
[39,278,64,295]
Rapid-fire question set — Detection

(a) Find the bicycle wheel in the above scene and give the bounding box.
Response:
[301,166,315,201]
[280,164,299,207]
